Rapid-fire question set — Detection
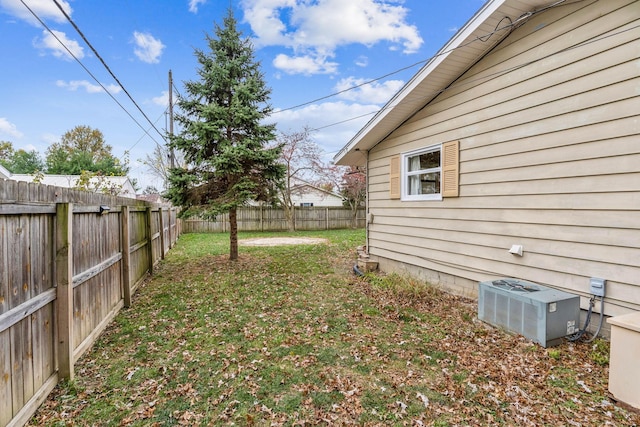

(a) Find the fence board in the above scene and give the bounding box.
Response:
[0,180,180,427]
[10,319,28,416]
[40,303,54,381]
[0,215,8,315]
[182,207,365,233]
[0,329,11,425]
[8,216,27,310]
[0,178,180,427]
[30,305,52,398]
[122,206,132,307]
[0,290,56,334]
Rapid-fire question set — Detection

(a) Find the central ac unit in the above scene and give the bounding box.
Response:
[478,278,580,347]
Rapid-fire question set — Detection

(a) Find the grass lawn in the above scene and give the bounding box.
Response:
[30,229,639,426]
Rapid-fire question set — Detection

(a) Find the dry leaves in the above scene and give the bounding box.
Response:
[27,236,640,426]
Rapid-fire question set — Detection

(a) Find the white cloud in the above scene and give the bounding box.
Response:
[132,31,165,64]
[152,91,169,107]
[333,77,404,104]
[355,55,369,67]
[272,101,379,154]
[273,53,338,75]
[0,0,72,25]
[35,29,84,60]
[242,0,423,75]
[0,117,24,139]
[56,80,122,94]
[242,0,293,46]
[188,0,207,13]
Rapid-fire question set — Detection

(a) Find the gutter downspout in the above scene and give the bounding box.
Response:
[366,150,370,254]
[355,148,370,254]
[353,149,370,278]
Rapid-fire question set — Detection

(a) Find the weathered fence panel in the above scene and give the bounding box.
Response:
[129,208,151,292]
[182,206,365,233]
[0,179,180,427]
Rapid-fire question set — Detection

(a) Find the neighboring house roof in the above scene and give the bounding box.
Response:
[334,0,551,166]
[0,164,11,179]
[291,178,342,198]
[4,172,137,198]
[137,193,167,204]
[291,178,342,202]
[288,178,344,207]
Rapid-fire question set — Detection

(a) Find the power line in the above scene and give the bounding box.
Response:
[310,111,378,132]
[18,0,164,150]
[274,59,429,114]
[274,0,579,115]
[129,110,167,152]
[50,0,166,143]
[272,9,521,114]
[308,19,638,136]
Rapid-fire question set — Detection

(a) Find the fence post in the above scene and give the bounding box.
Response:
[167,207,173,249]
[121,205,132,308]
[158,207,166,260]
[326,207,329,230]
[55,202,74,381]
[146,206,154,275]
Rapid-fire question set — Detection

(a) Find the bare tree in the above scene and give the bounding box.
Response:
[276,127,326,231]
[340,166,367,228]
[142,144,184,191]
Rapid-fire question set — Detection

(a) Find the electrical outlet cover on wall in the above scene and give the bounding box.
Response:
[589,277,606,297]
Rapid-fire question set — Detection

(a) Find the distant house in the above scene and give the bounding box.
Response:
[289,179,344,207]
[335,0,640,317]
[1,166,136,198]
[137,193,168,204]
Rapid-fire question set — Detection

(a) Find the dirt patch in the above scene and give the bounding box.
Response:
[240,237,328,246]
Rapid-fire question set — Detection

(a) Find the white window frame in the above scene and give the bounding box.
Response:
[401,144,443,201]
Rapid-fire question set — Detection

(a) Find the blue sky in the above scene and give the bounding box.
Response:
[0,0,484,190]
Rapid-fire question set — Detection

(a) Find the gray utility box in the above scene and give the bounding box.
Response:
[478,278,580,347]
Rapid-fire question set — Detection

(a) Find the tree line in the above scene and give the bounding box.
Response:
[1,125,132,194]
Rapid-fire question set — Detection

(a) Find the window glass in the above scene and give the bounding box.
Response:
[408,172,440,195]
[408,151,439,172]
[403,146,442,200]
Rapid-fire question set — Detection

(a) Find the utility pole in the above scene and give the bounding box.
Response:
[168,69,175,168]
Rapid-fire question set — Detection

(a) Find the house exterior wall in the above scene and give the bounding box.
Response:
[290,186,344,207]
[366,0,640,316]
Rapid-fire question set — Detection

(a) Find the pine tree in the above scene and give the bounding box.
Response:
[167,9,284,260]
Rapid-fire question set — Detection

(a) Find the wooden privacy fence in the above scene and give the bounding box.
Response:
[0,180,180,427]
[182,206,366,233]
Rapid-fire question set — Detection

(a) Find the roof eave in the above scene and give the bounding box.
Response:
[333,0,544,166]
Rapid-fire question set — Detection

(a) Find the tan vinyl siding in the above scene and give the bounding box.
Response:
[366,0,640,316]
[385,4,639,147]
[389,156,401,199]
